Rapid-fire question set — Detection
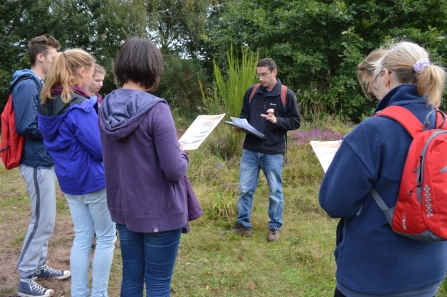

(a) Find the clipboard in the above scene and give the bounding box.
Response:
[225,117,266,140]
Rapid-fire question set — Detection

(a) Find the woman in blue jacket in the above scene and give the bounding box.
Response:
[319,41,447,297]
[37,48,116,297]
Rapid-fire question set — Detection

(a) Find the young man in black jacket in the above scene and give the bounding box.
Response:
[234,58,301,241]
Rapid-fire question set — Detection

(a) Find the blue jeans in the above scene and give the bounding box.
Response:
[65,188,116,297]
[116,224,182,297]
[237,149,284,230]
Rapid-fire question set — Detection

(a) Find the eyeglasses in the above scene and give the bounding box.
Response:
[256,72,270,79]
[370,69,392,91]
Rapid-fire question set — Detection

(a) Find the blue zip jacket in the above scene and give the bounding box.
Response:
[37,93,104,195]
[10,69,53,167]
[319,85,447,296]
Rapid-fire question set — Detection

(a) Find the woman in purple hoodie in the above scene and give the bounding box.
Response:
[98,38,190,297]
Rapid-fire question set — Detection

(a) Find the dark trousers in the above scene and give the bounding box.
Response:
[334,288,346,297]
[334,287,435,297]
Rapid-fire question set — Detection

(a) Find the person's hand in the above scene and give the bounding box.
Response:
[261,108,277,124]
[179,143,190,155]
[233,127,242,133]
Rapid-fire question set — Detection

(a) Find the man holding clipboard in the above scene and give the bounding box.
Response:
[232,58,300,241]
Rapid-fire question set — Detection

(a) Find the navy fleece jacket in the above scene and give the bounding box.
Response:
[240,79,300,154]
[319,85,447,296]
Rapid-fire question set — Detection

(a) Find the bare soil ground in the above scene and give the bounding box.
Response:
[0,192,73,297]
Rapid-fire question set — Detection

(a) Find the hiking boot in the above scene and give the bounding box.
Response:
[17,277,54,297]
[267,229,280,242]
[33,263,71,280]
[234,223,252,236]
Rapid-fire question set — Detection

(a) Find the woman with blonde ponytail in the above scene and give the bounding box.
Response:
[37,48,116,297]
[370,41,446,106]
[319,41,447,297]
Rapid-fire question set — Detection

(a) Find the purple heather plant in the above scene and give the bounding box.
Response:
[289,129,344,146]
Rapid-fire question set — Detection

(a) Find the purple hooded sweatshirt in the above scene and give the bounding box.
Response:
[98,88,189,233]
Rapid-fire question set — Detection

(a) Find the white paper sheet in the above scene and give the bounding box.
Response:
[179,114,225,150]
[310,140,342,172]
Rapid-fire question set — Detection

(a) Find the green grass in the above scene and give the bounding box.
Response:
[167,182,338,296]
[163,115,345,296]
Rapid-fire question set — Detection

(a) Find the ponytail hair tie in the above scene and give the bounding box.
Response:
[413,59,430,73]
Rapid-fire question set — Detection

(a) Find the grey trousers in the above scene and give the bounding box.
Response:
[17,165,56,278]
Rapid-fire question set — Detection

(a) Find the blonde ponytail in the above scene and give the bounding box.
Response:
[377,41,446,107]
[41,49,95,104]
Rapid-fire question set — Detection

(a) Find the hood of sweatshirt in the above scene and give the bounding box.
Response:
[99,88,166,140]
[10,69,42,88]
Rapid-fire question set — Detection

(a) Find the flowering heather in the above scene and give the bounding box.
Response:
[289,129,345,145]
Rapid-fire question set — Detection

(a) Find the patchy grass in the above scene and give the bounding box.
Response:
[0,117,346,296]
[0,166,72,296]
[2,116,445,296]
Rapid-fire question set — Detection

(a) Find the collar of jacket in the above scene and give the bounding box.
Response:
[256,78,283,97]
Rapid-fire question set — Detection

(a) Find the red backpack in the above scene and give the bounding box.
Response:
[372,106,447,241]
[0,77,39,170]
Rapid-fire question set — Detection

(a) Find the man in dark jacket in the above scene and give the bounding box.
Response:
[233,58,301,241]
[11,34,71,297]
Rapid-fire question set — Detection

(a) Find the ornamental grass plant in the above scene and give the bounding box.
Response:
[199,46,258,159]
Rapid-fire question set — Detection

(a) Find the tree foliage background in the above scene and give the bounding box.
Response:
[1,0,447,122]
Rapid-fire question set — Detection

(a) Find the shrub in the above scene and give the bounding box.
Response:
[154,54,210,120]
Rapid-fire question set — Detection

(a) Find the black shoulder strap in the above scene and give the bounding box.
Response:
[4,76,41,94]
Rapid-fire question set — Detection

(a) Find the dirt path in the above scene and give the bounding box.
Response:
[0,217,73,297]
